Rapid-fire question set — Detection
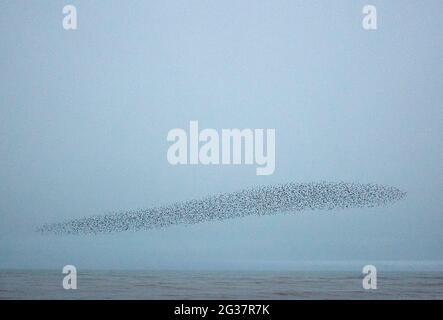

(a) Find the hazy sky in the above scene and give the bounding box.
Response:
[0,0,442,270]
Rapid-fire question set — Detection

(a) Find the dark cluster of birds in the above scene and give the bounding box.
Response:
[37,182,406,235]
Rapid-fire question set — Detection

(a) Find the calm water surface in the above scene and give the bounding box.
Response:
[1,270,442,299]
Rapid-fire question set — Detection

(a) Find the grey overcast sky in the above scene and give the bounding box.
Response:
[0,0,442,270]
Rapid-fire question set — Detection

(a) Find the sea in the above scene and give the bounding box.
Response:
[1,270,443,299]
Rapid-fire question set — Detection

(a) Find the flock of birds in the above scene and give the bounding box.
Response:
[37,182,406,235]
